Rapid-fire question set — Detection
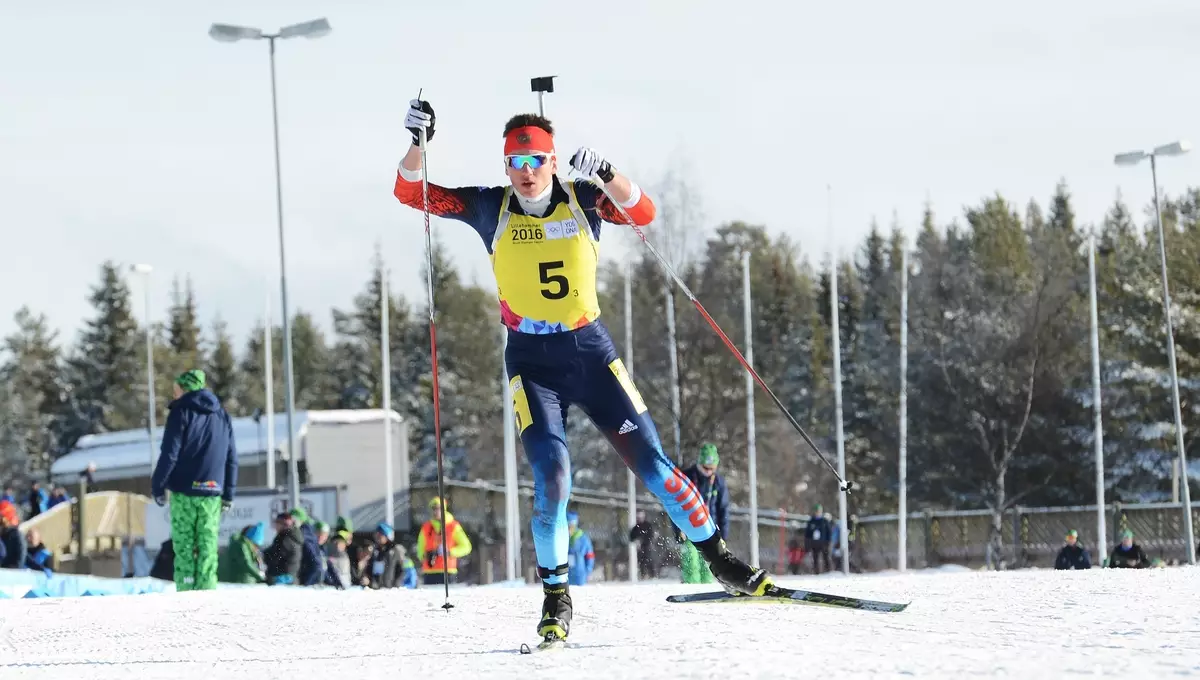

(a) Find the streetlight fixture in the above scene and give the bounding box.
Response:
[209,17,331,509]
[129,264,156,479]
[1113,139,1195,565]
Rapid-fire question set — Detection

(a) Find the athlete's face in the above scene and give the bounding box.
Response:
[505,148,557,198]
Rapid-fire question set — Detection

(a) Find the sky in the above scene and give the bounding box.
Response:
[4,0,1200,350]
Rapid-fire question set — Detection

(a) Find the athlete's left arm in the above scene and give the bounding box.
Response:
[569,149,656,226]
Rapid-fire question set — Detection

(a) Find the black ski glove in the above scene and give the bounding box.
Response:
[404,98,435,145]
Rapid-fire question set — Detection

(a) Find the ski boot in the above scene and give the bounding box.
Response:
[694,534,773,597]
[537,567,573,645]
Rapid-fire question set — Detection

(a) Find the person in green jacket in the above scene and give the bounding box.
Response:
[218,522,266,585]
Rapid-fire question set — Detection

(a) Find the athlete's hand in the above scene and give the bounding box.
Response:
[569,147,615,183]
[404,98,435,145]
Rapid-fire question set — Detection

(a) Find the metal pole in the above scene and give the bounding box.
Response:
[267,36,301,509]
[1149,155,1195,564]
[898,246,908,572]
[665,283,681,466]
[265,286,275,489]
[144,274,156,475]
[1087,231,1107,562]
[829,186,850,575]
[503,322,519,582]
[743,249,759,567]
[625,261,638,583]
[537,91,545,118]
[381,267,395,525]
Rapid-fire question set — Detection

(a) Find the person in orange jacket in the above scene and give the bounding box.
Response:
[416,496,473,585]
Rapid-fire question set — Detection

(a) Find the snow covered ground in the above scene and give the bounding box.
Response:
[2,566,1198,679]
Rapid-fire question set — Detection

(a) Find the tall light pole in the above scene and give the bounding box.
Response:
[1114,140,1195,564]
[209,17,331,508]
[130,264,156,477]
[381,267,395,526]
[828,185,850,575]
[1087,230,1107,560]
[898,246,908,572]
[742,249,760,567]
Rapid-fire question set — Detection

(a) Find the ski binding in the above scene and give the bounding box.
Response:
[520,633,567,654]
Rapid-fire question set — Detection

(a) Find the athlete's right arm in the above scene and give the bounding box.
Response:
[393,98,501,235]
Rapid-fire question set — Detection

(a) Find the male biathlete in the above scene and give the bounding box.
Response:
[393,98,772,643]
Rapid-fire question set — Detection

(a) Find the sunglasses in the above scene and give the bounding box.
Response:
[505,153,552,170]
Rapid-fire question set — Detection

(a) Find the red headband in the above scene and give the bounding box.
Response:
[504,126,554,156]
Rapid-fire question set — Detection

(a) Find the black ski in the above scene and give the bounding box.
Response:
[666,584,908,613]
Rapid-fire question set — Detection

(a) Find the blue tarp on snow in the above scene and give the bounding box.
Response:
[0,568,174,600]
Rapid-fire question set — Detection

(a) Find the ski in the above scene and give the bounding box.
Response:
[666,584,909,613]
[519,636,567,654]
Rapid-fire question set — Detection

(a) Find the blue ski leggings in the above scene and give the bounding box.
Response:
[506,321,718,586]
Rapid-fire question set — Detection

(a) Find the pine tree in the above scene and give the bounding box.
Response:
[167,276,202,369]
[207,317,240,412]
[289,311,333,409]
[0,307,69,479]
[61,262,148,441]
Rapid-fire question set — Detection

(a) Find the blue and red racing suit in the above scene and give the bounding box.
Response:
[394,168,720,586]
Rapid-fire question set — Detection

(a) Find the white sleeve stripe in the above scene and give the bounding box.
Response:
[397,162,423,183]
[618,182,642,209]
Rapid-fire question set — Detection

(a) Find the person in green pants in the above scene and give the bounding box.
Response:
[678,443,731,584]
[151,369,238,591]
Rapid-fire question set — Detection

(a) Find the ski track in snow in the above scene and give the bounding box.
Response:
[1,567,1198,679]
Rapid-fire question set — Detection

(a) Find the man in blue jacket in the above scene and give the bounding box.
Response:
[679,443,731,583]
[151,369,238,591]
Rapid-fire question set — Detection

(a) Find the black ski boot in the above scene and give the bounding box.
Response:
[537,566,573,642]
[694,534,773,597]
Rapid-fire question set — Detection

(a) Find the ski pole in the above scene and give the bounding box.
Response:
[416,88,455,610]
[585,174,853,493]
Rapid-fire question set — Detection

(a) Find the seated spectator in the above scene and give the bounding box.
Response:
[0,500,27,569]
[1107,529,1151,569]
[264,512,303,585]
[324,529,352,589]
[23,529,54,575]
[1,487,15,506]
[370,523,416,589]
[218,522,267,584]
[295,511,326,586]
[1054,529,1092,570]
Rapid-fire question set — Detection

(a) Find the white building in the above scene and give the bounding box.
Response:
[49,409,411,527]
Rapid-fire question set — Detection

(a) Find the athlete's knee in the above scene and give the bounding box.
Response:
[525,437,572,506]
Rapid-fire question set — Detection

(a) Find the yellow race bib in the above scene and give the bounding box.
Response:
[490,182,601,334]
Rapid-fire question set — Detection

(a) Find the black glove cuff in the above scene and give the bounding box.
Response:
[597,162,615,183]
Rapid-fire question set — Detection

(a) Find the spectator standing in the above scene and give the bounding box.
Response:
[805,503,832,574]
[0,500,27,569]
[629,509,658,579]
[1054,529,1092,570]
[679,443,730,584]
[417,497,472,586]
[566,511,595,585]
[27,481,47,519]
[150,369,238,592]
